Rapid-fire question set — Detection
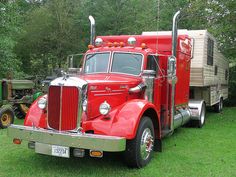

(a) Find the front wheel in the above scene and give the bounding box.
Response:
[124,116,154,168]
[0,107,15,129]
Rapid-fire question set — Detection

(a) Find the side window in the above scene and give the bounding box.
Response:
[147,55,158,72]
[207,38,214,66]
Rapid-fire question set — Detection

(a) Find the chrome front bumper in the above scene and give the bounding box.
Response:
[8,125,126,152]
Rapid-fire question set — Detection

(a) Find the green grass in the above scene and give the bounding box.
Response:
[0,108,236,177]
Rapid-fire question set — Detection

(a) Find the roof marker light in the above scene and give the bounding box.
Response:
[120,42,125,47]
[141,43,147,49]
[114,42,119,47]
[88,44,94,50]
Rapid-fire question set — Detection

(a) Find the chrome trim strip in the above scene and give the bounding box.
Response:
[8,125,126,152]
[94,93,123,96]
[59,86,63,131]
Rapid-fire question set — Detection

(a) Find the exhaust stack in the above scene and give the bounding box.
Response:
[169,11,181,132]
[172,11,180,57]
[89,15,95,45]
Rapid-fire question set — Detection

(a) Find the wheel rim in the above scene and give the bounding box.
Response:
[200,104,205,124]
[1,113,11,127]
[140,128,154,160]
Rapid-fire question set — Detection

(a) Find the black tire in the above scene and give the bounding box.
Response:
[124,116,155,168]
[214,97,223,113]
[0,107,15,129]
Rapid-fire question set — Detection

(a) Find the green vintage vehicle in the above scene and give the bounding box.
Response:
[0,79,42,128]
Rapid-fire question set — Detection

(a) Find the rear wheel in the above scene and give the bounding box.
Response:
[0,107,15,129]
[214,97,223,113]
[124,116,154,168]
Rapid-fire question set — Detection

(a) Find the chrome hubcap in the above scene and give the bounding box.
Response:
[140,128,154,160]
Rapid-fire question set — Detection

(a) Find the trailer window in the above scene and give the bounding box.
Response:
[111,53,142,75]
[84,53,110,73]
[207,38,214,66]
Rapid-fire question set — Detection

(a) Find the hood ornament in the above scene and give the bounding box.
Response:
[61,70,69,80]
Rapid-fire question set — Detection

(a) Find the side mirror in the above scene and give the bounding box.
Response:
[168,56,177,84]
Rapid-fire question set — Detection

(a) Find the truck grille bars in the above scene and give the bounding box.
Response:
[48,86,79,131]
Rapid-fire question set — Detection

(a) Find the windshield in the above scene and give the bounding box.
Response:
[111,53,142,75]
[84,53,110,73]
[84,52,143,75]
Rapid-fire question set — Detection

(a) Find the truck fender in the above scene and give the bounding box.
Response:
[24,95,47,128]
[110,99,161,140]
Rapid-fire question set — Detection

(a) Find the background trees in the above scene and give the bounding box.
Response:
[1,0,236,104]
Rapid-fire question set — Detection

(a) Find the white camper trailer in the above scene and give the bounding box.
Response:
[142,30,229,112]
[188,30,229,112]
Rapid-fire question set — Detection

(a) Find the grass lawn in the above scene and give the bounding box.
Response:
[0,107,236,177]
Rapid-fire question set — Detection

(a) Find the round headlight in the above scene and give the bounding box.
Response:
[82,99,88,112]
[37,97,47,110]
[99,101,110,115]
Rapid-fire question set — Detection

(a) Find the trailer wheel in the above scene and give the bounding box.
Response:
[124,116,154,168]
[0,107,14,129]
[214,97,223,113]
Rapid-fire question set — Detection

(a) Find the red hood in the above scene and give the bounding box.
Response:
[79,74,142,120]
[79,73,141,85]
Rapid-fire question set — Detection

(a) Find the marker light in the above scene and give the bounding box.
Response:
[120,42,125,47]
[95,38,103,46]
[141,43,147,49]
[13,138,22,145]
[88,44,94,49]
[114,42,119,47]
[128,37,136,46]
[107,42,113,47]
[37,97,47,110]
[99,101,110,115]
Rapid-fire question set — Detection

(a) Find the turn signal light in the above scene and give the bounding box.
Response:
[13,138,22,145]
[90,150,103,158]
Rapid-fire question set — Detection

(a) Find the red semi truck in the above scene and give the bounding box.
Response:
[8,11,207,168]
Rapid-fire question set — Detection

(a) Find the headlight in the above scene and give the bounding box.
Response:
[82,99,87,112]
[37,97,47,110]
[99,101,110,115]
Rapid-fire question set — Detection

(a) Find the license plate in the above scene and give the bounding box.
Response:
[51,145,70,158]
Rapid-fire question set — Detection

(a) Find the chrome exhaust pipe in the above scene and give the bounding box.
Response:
[89,15,95,45]
[170,11,181,132]
[172,11,180,57]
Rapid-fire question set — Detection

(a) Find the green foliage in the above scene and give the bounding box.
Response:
[1,0,236,102]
